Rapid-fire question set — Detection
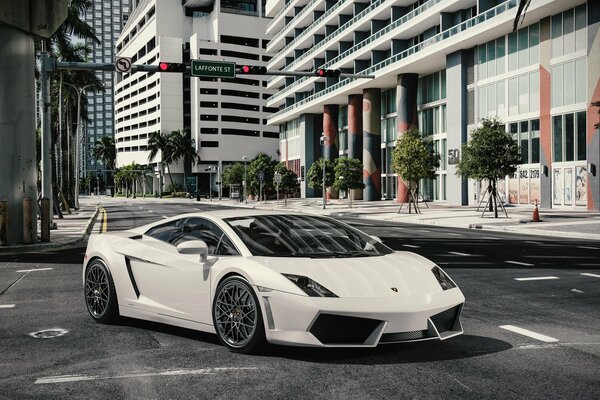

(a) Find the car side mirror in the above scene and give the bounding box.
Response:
[370,235,383,243]
[176,240,208,262]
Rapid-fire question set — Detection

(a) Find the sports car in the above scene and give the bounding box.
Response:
[84,210,464,353]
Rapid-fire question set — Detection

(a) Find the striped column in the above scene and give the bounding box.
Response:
[586,1,600,211]
[395,73,418,203]
[323,104,339,199]
[363,88,381,201]
[539,17,553,209]
[348,94,363,200]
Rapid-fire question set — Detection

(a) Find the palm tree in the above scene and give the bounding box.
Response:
[147,131,175,190]
[93,136,116,195]
[169,130,201,191]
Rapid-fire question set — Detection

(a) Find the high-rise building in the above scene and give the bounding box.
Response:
[83,0,131,182]
[265,0,600,211]
[114,0,278,195]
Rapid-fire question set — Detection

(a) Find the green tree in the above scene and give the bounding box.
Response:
[147,130,174,190]
[168,129,201,191]
[247,153,277,198]
[456,117,521,218]
[223,163,245,187]
[306,158,335,191]
[274,163,299,205]
[391,128,440,213]
[333,157,365,206]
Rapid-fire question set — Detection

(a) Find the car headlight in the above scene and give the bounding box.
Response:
[282,274,338,297]
[431,266,457,290]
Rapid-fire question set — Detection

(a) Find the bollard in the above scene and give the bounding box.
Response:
[23,197,32,243]
[41,197,50,242]
[0,200,7,246]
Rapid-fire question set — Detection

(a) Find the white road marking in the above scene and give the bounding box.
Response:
[194,208,201,211]
[449,251,471,256]
[505,261,535,267]
[0,304,16,308]
[514,276,559,281]
[148,210,154,213]
[524,241,541,245]
[445,232,461,236]
[402,244,420,249]
[571,289,584,294]
[417,229,431,233]
[577,246,599,250]
[581,273,600,279]
[162,215,169,219]
[481,236,500,240]
[499,325,559,343]
[35,367,259,384]
[16,268,53,273]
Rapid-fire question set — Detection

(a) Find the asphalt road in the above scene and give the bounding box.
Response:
[0,199,598,399]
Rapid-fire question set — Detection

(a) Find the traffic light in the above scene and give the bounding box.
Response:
[314,68,341,78]
[239,65,267,74]
[158,62,187,73]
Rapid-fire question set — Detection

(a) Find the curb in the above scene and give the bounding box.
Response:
[0,207,101,255]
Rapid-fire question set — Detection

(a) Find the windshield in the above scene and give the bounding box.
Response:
[224,214,393,258]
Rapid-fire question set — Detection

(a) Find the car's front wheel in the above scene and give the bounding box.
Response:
[84,259,119,324]
[213,276,266,353]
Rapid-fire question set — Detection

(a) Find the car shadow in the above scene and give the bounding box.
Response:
[263,335,511,365]
[118,316,221,345]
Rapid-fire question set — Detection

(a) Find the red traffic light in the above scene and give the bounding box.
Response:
[314,68,340,78]
[158,62,186,73]
[239,65,267,74]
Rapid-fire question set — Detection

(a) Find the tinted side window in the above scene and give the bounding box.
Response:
[170,218,226,255]
[217,235,240,256]
[145,220,179,242]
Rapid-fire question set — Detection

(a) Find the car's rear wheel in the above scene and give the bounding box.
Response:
[85,259,119,324]
[213,276,266,353]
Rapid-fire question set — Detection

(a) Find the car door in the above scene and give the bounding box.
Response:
[134,217,239,325]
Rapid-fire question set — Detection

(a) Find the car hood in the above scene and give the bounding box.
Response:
[250,251,444,299]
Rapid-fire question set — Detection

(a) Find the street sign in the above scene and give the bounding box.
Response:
[115,57,132,73]
[258,171,265,182]
[191,60,236,78]
[274,172,282,184]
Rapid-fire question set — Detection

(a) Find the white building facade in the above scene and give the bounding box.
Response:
[115,0,278,195]
[265,0,600,211]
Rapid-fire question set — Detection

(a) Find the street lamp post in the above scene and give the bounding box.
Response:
[242,156,248,204]
[320,135,329,209]
[64,83,95,209]
[205,166,216,201]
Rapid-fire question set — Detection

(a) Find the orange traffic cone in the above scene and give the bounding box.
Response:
[532,200,540,222]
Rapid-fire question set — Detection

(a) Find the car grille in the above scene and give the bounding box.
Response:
[309,314,382,345]
[379,330,428,343]
[430,305,460,333]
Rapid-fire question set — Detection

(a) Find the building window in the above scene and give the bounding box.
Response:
[552,5,587,58]
[552,111,587,163]
[551,58,586,108]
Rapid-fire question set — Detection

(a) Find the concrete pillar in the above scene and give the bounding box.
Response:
[301,114,322,199]
[0,27,38,244]
[539,17,553,209]
[348,94,363,200]
[395,73,418,203]
[323,104,339,199]
[363,88,382,201]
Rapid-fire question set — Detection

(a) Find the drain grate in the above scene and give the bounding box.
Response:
[29,328,68,339]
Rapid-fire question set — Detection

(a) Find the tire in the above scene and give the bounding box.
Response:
[84,259,119,324]
[213,276,266,354]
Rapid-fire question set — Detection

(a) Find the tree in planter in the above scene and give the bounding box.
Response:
[456,117,521,218]
[222,163,245,187]
[274,163,299,206]
[147,130,174,192]
[391,128,440,214]
[333,157,365,207]
[247,153,277,200]
[306,158,335,194]
[92,136,116,195]
[169,129,201,192]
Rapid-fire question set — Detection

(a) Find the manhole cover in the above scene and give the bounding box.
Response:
[29,328,68,339]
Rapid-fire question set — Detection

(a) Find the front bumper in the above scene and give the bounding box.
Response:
[258,288,465,347]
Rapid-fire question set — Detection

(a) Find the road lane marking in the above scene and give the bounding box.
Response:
[524,241,541,245]
[581,273,600,279]
[194,208,201,210]
[514,276,559,281]
[0,304,15,308]
[481,236,500,240]
[35,367,259,384]
[417,229,431,233]
[162,215,169,219]
[16,268,53,273]
[505,261,535,267]
[148,210,154,213]
[448,252,471,256]
[499,325,559,343]
[578,246,599,250]
[100,207,108,233]
[445,232,461,236]
[402,244,420,249]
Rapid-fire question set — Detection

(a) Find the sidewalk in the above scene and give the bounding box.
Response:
[0,202,99,255]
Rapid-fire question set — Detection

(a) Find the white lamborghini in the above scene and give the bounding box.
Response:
[84,210,465,353]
